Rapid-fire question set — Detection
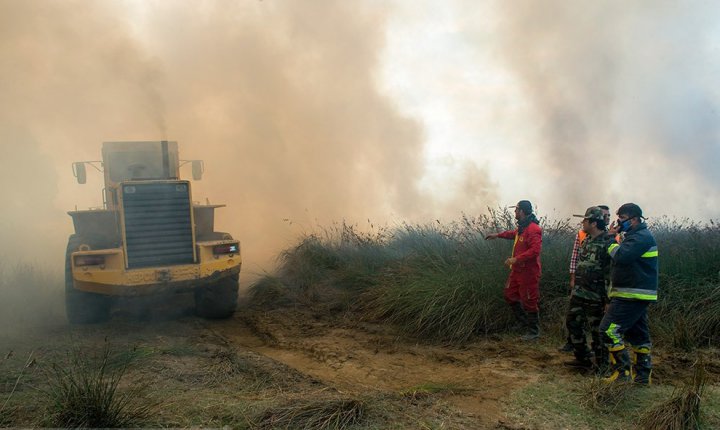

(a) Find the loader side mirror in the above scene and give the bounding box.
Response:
[73,162,87,184]
[191,160,204,180]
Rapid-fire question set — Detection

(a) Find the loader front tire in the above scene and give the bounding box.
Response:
[194,274,239,319]
[65,234,112,324]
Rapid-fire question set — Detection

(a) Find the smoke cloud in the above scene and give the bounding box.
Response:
[0,0,500,282]
[492,0,720,217]
[3,0,719,330]
[3,0,719,283]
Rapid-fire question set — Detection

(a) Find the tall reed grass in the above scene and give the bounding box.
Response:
[250,210,720,347]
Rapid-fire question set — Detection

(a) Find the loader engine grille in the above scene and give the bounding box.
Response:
[122,182,194,268]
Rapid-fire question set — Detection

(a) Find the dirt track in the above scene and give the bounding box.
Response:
[0,292,565,428]
[3,293,717,428]
[223,307,551,426]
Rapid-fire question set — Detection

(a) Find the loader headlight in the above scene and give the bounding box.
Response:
[74,254,106,267]
[213,243,239,255]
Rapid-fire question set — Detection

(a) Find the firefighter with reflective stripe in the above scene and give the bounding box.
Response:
[564,207,613,372]
[599,203,658,384]
[485,200,543,341]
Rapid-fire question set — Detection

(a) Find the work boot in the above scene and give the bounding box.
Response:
[521,311,540,341]
[564,357,594,370]
[509,302,528,333]
[602,346,632,383]
[558,337,574,353]
[565,343,594,370]
[633,350,652,385]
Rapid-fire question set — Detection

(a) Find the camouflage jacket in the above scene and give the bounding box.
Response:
[572,232,614,303]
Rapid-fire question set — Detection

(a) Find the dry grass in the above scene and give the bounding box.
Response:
[254,396,365,429]
[399,382,475,402]
[203,349,276,390]
[0,350,35,418]
[638,362,708,430]
[41,343,156,428]
[205,349,252,383]
[581,375,635,412]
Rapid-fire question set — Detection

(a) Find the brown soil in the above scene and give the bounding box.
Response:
[215,306,562,428]
[2,294,717,428]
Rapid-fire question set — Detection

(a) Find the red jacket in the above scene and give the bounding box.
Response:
[498,222,542,274]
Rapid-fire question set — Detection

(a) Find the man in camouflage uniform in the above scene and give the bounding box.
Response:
[564,207,614,371]
[559,205,611,353]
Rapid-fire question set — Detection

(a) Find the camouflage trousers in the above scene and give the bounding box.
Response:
[565,296,607,365]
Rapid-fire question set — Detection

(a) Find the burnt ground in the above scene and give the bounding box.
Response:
[1,293,719,429]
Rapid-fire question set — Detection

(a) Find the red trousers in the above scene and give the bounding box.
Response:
[504,271,540,313]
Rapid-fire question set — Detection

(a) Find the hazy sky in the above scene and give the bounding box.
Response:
[1,0,719,275]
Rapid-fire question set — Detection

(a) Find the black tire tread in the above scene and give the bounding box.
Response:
[194,274,239,319]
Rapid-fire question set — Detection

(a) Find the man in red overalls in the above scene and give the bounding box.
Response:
[486,200,543,341]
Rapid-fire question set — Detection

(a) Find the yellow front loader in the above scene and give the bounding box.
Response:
[66,141,241,323]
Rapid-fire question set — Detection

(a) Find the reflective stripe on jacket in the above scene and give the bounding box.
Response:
[607,223,658,301]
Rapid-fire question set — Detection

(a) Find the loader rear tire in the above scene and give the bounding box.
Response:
[194,274,239,319]
[65,234,112,324]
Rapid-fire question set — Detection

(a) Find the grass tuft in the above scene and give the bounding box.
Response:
[582,375,635,412]
[248,275,296,308]
[638,361,708,430]
[255,396,365,429]
[209,349,251,377]
[42,343,155,428]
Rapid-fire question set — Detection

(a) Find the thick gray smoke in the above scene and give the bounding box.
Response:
[0,0,499,281]
[493,0,720,217]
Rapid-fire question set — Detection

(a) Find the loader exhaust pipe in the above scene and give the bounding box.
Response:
[161,140,170,178]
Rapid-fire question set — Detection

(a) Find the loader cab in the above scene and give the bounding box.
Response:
[71,140,204,211]
[100,141,180,210]
[102,141,180,186]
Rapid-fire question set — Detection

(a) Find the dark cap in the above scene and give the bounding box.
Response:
[573,206,605,222]
[617,203,643,219]
[511,200,533,214]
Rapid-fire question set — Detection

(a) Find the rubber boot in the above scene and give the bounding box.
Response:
[602,346,632,383]
[510,302,528,333]
[633,349,652,385]
[521,311,540,341]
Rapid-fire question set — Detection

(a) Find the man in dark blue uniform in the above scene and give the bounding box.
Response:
[600,203,658,384]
